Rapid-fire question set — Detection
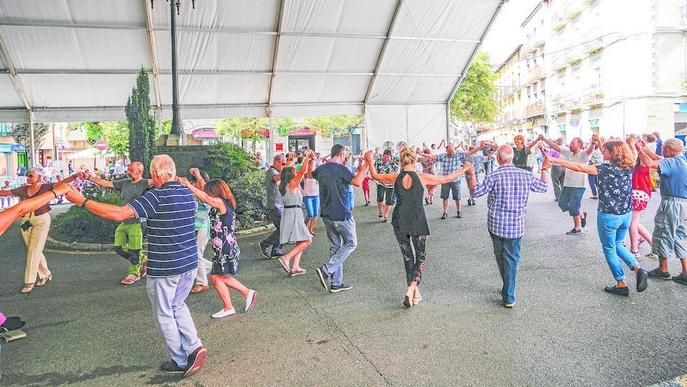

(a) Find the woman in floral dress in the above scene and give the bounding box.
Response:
[181,177,257,319]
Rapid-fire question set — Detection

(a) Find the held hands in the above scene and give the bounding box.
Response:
[189,168,200,177]
[64,185,86,205]
[53,181,72,196]
[541,155,553,170]
[177,176,192,188]
[364,150,375,163]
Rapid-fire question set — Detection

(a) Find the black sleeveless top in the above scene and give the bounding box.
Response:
[391,171,430,236]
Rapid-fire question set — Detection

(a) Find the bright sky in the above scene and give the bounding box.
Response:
[479,0,541,68]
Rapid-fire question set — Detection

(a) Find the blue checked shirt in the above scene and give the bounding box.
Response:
[436,152,466,176]
[471,164,548,239]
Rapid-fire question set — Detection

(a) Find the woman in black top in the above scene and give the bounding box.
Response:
[365,148,470,307]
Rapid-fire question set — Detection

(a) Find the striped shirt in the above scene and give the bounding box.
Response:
[471,164,548,239]
[128,181,199,277]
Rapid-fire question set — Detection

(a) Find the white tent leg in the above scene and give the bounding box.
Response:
[29,110,36,166]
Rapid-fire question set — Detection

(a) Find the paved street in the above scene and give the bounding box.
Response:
[1,189,686,386]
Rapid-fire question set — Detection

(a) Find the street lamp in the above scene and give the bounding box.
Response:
[150,0,196,141]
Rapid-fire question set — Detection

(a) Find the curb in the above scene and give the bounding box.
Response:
[46,223,274,252]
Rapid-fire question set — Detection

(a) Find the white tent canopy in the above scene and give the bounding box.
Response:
[0,0,503,146]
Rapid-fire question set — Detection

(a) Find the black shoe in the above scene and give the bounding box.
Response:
[270,249,283,258]
[364,202,369,206]
[316,266,330,290]
[378,212,383,218]
[258,242,271,259]
[581,212,588,228]
[403,295,411,308]
[330,282,352,293]
[672,273,687,285]
[566,228,582,235]
[456,211,462,218]
[440,213,447,220]
[647,268,672,280]
[636,269,648,292]
[160,360,184,374]
[183,346,208,378]
[603,285,629,297]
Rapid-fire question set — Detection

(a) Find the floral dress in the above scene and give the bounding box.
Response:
[209,199,241,275]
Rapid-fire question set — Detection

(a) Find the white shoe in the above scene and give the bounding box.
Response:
[245,289,257,313]
[211,308,237,319]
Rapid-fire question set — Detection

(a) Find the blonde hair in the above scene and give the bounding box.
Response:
[399,147,417,167]
[513,134,525,143]
[150,154,176,179]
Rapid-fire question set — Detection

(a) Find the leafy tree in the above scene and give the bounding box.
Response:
[125,67,156,171]
[303,115,363,138]
[82,122,102,144]
[100,121,130,157]
[11,122,50,150]
[449,52,499,126]
[217,117,269,140]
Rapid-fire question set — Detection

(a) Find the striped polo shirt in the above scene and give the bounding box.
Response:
[128,181,198,277]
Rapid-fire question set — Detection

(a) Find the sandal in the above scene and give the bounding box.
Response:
[278,256,290,273]
[290,268,307,277]
[20,283,35,294]
[191,284,209,294]
[36,274,52,287]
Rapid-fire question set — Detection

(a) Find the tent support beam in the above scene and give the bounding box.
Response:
[447,0,506,104]
[267,0,286,108]
[0,31,34,163]
[0,21,481,44]
[364,0,404,104]
[143,0,162,113]
[9,68,462,77]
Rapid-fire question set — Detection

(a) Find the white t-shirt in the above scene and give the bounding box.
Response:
[560,147,591,188]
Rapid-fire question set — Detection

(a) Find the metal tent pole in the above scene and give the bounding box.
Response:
[170,0,182,142]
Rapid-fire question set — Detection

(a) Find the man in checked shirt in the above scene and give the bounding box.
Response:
[465,145,551,308]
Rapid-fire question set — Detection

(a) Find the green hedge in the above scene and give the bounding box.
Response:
[50,185,121,244]
[201,143,267,229]
[51,143,268,244]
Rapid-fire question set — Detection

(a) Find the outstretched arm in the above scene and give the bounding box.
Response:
[419,164,470,186]
[526,138,540,152]
[363,152,394,185]
[178,177,226,213]
[547,156,598,175]
[85,172,115,189]
[65,187,135,222]
[541,136,561,152]
[637,146,660,170]
[0,182,72,236]
[350,159,368,187]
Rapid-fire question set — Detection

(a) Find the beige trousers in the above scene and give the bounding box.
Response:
[20,212,51,284]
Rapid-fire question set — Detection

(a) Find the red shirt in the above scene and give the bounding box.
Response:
[632,164,652,197]
[11,183,55,216]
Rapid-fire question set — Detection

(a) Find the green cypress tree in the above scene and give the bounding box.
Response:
[125,67,156,175]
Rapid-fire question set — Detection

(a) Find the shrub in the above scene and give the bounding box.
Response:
[50,184,121,244]
[201,143,267,229]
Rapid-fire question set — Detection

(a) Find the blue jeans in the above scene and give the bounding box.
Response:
[146,269,201,368]
[489,233,522,304]
[588,174,598,197]
[322,218,357,286]
[597,211,638,281]
[303,196,320,218]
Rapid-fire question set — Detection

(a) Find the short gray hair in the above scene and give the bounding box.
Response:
[664,138,684,153]
[27,167,44,176]
[150,154,176,179]
[497,145,514,162]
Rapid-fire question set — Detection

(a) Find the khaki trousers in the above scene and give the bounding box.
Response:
[20,212,51,284]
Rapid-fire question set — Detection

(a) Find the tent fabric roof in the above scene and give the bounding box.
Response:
[0,0,503,123]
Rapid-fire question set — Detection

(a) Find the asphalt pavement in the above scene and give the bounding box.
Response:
[0,188,686,386]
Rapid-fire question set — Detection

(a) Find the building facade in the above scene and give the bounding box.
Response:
[490,0,687,143]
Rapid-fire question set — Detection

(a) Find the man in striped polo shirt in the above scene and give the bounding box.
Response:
[65,155,207,378]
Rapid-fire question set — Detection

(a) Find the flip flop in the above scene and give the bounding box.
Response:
[278,256,290,273]
[290,268,307,277]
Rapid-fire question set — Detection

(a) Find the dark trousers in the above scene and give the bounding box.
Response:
[588,174,598,197]
[393,227,428,286]
[489,232,522,304]
[262,207,283,253]
[550,166,565,201]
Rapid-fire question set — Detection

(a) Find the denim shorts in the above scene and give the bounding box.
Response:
[440,180,461,200]
[376,185,395,205]
[558,187,585,216]
[303,196,320,218]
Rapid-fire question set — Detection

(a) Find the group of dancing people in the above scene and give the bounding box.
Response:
[2,130,687,378]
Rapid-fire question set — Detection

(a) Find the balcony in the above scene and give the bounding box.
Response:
[582,88,604,107]
[524,101,546,118]
[550,54,567,71]
[565,97,583,112]
[524,65,546,85]
[563,1,583,20]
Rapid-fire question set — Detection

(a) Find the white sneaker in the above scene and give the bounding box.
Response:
[211,308,237,319]
[245,289,257,313]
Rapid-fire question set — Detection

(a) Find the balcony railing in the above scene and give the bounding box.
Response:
[524,65,546,85]
[524,101,546,118]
